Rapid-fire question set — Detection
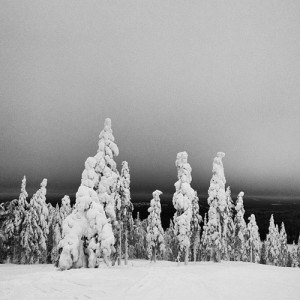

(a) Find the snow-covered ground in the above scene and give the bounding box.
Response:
[0,260,299,300]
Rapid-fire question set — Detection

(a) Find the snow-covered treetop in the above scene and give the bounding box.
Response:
[20,176,28,199]
[95,118,119,173]
[40,178,47,192]
[173,152,194,212]
[60,195,72,220]
[247,214,259,233]
[81,157,98,189]
[208,152,226,210]
[62,195,71,207]
[148,190,163,217]
[31,179,47,206]
[268,214,275,232]
[147,190,165,256]
[235,192,245,217]
[121,161,130,190]
[175,151,192,184]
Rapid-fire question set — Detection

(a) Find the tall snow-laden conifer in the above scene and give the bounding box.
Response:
[116,161,133,265]
[234,192,247,261]
[2,199,18,262]
[146,190,165,262]
[47,203,56,263]
[279,222,288,267]
[206,152,226,262]
[190,191,202,262]
[200,213,209,261]
[225,187,235,261]
[163,219,178,261]
[245,214,260,263]
[94,118,119,223]
[172,152,194,264]
[51,196,72,265]
[12,176,29,262]
[297,234,300,267]
[129,212,147,259]
[291,242,298,267]
[51,204,61,265]
[14,176,28,234]
[265,215,280,266]
[59,119,118,270]
[29,179,49,263]
[20,206,42,263]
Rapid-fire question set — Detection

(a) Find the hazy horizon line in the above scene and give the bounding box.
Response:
[1,191,300,203]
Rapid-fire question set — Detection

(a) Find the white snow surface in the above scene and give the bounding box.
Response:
[1,260,299,300]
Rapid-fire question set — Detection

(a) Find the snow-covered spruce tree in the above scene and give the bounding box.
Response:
[1,199,18,262]
[13,176,29,262]
[172,151,194,264]
[163,219,178,261]
[115,161,133,265]
[297,234,300,267]
[225,186,235,261]
[234,192,247,261]
[206,152,227,262]
[291,242,298,267]
[200,213,210,261]
[58,156,114,270]
[60,195,72,221]
[260,241,267,264]
[265,215,280,266]
[245,214,260,263]
[20,206,43,263]
[50,203,61,265]
[128,212,148,259]
[51,196,72,265]
[190,191,202,262]
[58,118,120,270]
[28,179,49,263]
[94,118,119,223]
[47,203,56,263]
[278,222,288,267]
[146,190,165,262]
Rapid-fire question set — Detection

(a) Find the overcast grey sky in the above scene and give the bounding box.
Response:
[1,1,300,200]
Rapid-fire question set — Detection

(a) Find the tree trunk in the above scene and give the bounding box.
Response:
[125,228,128,265]
[184,247,188,265]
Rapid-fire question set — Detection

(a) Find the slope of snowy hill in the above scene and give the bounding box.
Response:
[0,260,299,300]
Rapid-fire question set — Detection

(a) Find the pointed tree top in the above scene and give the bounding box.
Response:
[21,176,28,197]
[238,191,244,197]
[249,214,256,221]
[153,190,163,199]
[122,161,129,168]
[41,178,47,188]
[104,118,112,127]
[217,152,225,158]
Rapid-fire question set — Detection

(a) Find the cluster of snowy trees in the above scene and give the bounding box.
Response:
[0,177,72,264]
[1,118,300,269]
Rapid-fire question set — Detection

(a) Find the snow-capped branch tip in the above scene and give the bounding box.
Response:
[41,178,47,188]
[176,151,188,160]
[104,118,112,128]
[122,161,128,168]
[238,191,244,197]
[217,152,225,158]
[153,190,163,198]
[21,176,27,188]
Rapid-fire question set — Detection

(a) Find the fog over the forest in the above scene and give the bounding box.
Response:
[1,1,300,201]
